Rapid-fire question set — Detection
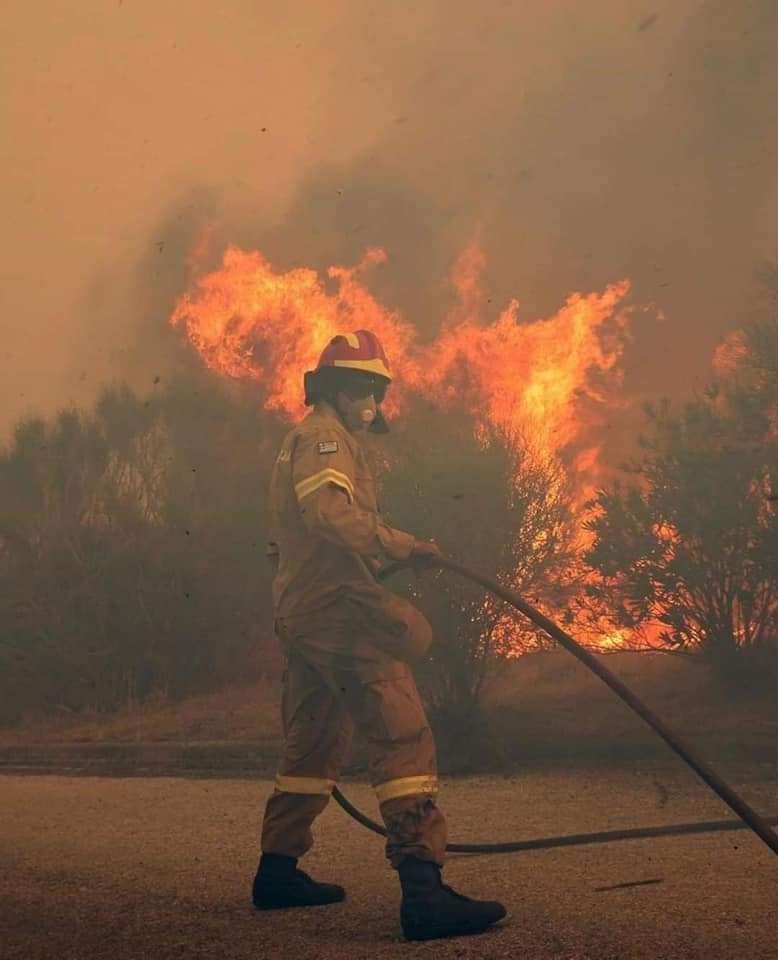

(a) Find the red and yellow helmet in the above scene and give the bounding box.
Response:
[313,329,391,381]
[303,330,392,432]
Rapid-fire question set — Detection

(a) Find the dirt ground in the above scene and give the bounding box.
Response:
[1,770,776,959]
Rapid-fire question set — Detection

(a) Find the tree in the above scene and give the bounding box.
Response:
[584,389,778,684]
[730,259,778,401]
[0,375,284,723]
[374,409,577,766]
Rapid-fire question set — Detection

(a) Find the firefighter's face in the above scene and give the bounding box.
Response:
[337,391,376,432]
[335,373,386,432]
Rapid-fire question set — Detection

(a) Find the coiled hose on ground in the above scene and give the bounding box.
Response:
[332,556,778,856]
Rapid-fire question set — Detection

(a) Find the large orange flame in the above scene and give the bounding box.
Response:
[171,245,419,418]
[172,243,629,481]
[423,249,629,498]
[171,242,633,648]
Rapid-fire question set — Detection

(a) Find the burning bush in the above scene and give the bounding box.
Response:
[585,335,778,688]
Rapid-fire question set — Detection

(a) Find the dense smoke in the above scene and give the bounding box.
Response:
[2,0,777,441]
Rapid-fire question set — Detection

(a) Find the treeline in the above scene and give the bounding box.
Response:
[2,307,778,725]
[0,377,284,723]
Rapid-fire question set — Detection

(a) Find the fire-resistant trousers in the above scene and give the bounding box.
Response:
[260,596,447,867]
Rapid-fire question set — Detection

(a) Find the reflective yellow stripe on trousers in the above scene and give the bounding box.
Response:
[374,775,438,804]
[275,775,335,796]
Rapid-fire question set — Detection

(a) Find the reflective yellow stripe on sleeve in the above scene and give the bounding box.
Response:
[374,775,439,804]
[295,468,355,504]
[275,775,335,796]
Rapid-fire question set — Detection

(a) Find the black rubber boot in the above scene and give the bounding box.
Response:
[399,857,506,941]
[252,853,346,910]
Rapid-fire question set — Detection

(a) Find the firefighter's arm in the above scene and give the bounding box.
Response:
[292,434,415,560]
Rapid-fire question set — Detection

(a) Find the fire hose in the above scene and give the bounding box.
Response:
[332,555,778,856]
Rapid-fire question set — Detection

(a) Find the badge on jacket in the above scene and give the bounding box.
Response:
[318,441,339,454]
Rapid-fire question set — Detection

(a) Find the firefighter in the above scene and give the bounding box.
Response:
[252,330,507,940]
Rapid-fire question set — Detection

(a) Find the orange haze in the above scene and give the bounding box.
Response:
[2,0,777,448]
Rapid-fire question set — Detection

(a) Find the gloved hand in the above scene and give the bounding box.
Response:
[410,539,443,566]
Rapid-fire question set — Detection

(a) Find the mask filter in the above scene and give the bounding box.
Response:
[338,393,377,432]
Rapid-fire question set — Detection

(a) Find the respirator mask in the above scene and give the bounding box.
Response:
[335,373,388,433]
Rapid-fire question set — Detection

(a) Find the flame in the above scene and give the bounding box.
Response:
[598,628,632,650]
[171,245,419,418]
[172,242,634,648]
[424,278,630,494]
[172,243,629,470]
[713,330,748,377]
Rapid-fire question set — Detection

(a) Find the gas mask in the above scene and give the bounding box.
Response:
[336,390,378,433]
[334,372,388,433]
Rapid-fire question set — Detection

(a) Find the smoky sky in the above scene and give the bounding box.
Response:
[2,0,777,441]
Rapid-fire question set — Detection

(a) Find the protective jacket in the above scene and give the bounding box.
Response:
[267,402,433,660]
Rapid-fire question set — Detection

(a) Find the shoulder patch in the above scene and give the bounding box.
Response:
[318,440,339,455]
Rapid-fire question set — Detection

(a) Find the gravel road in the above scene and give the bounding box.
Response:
[1,770,776,959]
